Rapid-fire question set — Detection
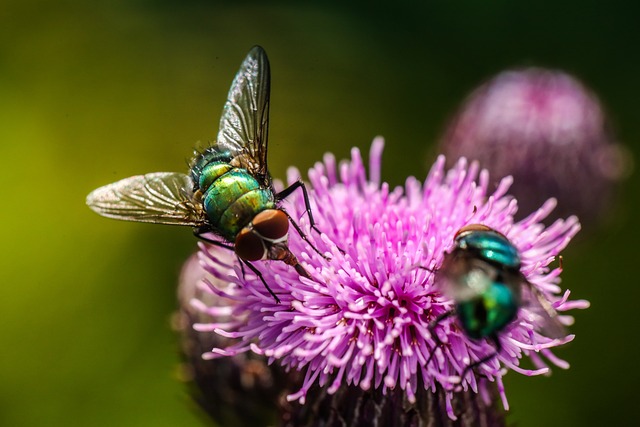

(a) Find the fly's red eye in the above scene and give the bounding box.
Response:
[455,223,492,239]
[235,228,266,261]
[252,209,289,241]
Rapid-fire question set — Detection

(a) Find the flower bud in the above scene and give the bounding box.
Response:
[440,68,629,228]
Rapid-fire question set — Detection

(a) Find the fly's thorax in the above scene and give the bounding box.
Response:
[235,209,290,261]
[202,168,275,240]
[455,229,521,270]
[456,278,520,339]
[190,148,233,189]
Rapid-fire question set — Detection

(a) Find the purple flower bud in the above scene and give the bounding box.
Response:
[439,68,629,227]
[187,138,588,422]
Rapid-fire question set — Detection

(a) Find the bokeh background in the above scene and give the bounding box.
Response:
[1,1,638,426]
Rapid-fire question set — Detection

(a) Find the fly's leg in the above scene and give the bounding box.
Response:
[281,210,329,260]
[193,228,234,250]
[241,259,281,304]
[194,228,280,303]
[455,335,501,391]
[276,179,322,234]
[277,179,344,255]
[425,311,454,367]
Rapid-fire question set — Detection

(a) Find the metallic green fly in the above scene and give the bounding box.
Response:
[86,46,326,303]
[431,224,566,383]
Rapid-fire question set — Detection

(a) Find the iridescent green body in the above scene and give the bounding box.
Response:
[85,46,313,303]
[448,229,522,339]
[456,281,518,339]
[192,149,275,241]
[456,230,521,269]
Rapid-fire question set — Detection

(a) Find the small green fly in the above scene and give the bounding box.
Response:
[430,224,566,384]
[86,46,326,303]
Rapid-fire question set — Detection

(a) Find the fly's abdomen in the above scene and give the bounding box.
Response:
[202,169,275,240]
[457,281,519,339]
[198,162,234,192]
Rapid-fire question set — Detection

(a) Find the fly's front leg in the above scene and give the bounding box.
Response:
[276,179,323,235]
[193,227,234,250]
[277,179,345,255]
[282,210,329,260]
[241,259,280,304]
[194,228,280,304]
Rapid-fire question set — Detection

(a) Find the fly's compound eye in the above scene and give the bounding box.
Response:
[235,228,267,261]
[252,209,289,242]
[455,223,493,239]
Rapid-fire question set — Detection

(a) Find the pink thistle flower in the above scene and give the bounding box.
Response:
[189,137,588,420]
[439,68,630,228]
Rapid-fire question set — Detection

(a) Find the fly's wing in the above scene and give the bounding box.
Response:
[86,172,206,226]
[520,281,567,339]
[436,253,497,302]
[216,45,271,186]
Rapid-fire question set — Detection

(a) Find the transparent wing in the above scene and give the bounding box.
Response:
[86,172,206,226]
[521,281,567,339]
[436,253,497,302]
[216,45,271,185]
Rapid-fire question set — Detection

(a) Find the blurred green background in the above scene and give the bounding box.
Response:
[1,1,638,426]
